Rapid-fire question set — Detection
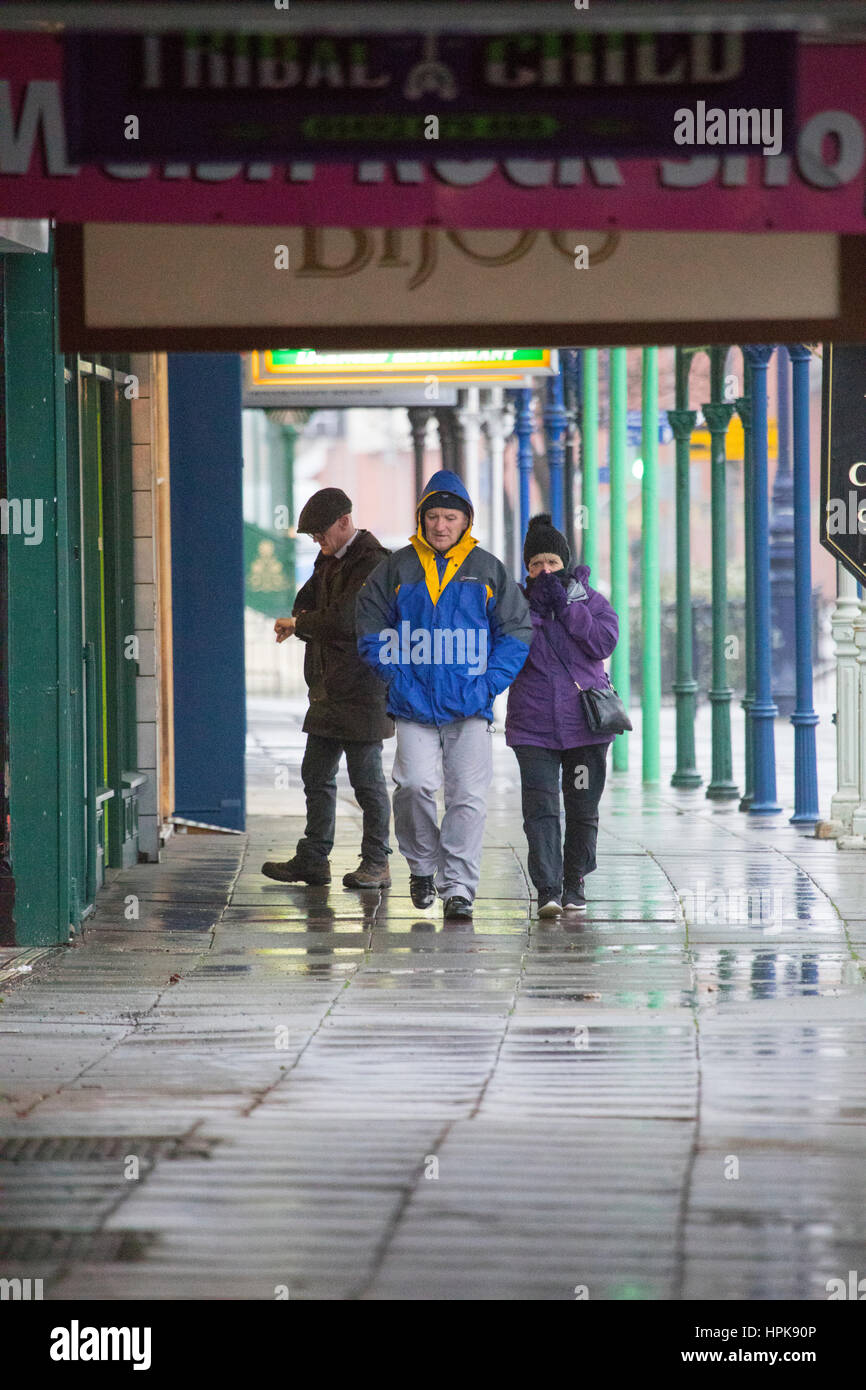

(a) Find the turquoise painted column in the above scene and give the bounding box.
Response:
[581,349,599,577]
[735,359,755,811]
[744,345,782,815]
[786,344,820,824]
[668,347,700,788]
[703,346,739,800]
[609,348,630,772]
[641,347,660,784]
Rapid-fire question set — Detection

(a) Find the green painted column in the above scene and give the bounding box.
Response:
[641,347,660,783]
[668,346,701,788]
[703,346,739,800]
[279,423,297,607]
[4,239,73,943]
[609,348,630,772]
[581,348,599,576]
[735,358,755,811]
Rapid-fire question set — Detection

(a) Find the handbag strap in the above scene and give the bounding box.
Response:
[537,618,609,693]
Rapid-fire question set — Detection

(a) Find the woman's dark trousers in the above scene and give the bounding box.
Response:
[296,734,391,866]
[513,743,609,892]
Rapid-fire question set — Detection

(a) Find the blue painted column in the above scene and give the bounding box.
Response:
[735,358,755,811]
[543,354,567,532]
[561,348,580,554]
[786,344,820,824]
[514,387,535,558]
[168,354,246,829]
[769,346,797,716]
[744,345,782,815]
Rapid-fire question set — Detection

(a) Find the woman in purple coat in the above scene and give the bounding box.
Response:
[505,514,619,917]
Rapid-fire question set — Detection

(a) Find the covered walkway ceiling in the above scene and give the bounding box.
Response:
[5,1,866,38]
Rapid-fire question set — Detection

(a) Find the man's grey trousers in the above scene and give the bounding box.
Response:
[391,716,493,903]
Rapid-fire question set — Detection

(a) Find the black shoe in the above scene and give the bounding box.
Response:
[261,856,331,886]
[537,890,563,918]
[443,896,473,920]
[409,874,436,909]
[563,879,587,911]
[342,860,392,889]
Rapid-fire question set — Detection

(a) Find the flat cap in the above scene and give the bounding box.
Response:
[297,487,352,535]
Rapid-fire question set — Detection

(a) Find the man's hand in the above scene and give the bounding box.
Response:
[274,617,296,643]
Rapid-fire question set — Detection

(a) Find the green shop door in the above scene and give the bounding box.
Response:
[76,357,143,902]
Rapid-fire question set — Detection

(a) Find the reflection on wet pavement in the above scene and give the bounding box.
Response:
[0,724,864,1302]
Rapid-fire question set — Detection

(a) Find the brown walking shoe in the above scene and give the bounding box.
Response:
[342,859,391,889]
[261,857,331,885]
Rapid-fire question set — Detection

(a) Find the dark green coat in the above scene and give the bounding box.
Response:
[292,529,394,742]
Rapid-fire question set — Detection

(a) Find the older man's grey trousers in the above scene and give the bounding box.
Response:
[391,717,493,903]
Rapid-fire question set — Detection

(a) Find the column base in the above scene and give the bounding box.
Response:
[747,799,783,815]
[789,810,819,826]
[738,793,754,812]
[829,794,858,831]
[671,770,702,788]
[706,782,739,801]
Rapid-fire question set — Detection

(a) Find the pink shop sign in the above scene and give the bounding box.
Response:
[1,34,866,231]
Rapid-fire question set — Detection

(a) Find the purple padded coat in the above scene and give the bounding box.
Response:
[504,564,619,750]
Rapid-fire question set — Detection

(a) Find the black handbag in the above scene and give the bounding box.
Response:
[539,622,633,736]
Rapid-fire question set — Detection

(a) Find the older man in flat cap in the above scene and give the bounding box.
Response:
[262,487,394,889]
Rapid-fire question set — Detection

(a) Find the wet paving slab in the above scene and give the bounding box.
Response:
[1,714,865,1300]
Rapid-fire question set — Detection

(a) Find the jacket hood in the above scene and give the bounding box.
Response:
[415,470,474,524]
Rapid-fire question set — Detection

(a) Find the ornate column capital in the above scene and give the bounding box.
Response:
[702,401,736,434]
[743,344,776,369]
[666,408,698,441]
[785,344,812,363]
[734,395,751,430]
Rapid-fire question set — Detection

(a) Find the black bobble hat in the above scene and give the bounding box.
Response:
[523,513,571,570]
[419,490,471,522]
[297,487,352,535]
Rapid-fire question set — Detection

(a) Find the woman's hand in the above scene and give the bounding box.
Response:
[529,571,566,617]
[527,578,553,616]
[547,577,568,617]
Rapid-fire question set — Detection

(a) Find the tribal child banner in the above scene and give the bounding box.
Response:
[0,35,864,229]
[60,30,796,162]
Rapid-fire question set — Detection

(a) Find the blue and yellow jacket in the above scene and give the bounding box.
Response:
[356,470,532,726]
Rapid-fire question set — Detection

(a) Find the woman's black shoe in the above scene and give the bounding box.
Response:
[444,896,473,920]
[563,879,587,911]
[409,874,436,909]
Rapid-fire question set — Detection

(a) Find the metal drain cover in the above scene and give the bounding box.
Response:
[0,1135,217,1162]
[0,1230,157,1262]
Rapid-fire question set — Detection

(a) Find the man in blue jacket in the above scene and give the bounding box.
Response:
[356,470,531,920]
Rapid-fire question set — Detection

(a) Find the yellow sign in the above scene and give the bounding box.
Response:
[689,418,778,461]
[247,346,555,390]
